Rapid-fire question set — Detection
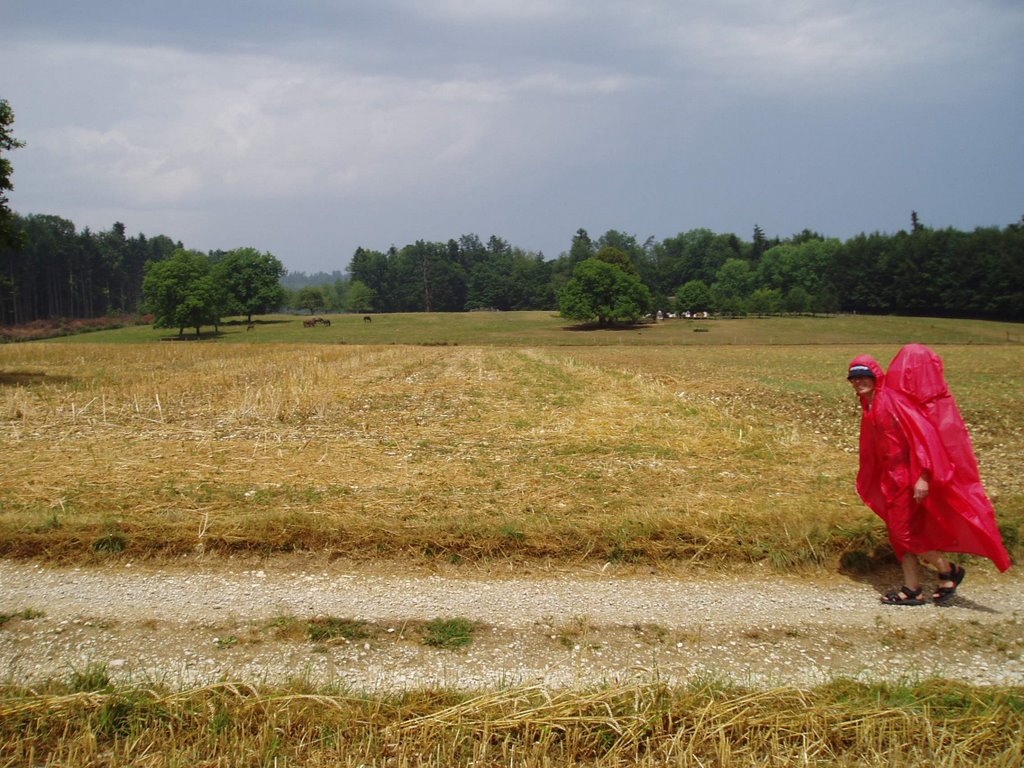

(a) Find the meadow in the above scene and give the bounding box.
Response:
[2,312,1024,767]
[37,309,1024,347]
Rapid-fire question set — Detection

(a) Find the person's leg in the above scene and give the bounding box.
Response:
[881,552,927,604]
[880,495,927,604]
[919,550,965,601]
[918,550,952,576]
[901,552,923,591]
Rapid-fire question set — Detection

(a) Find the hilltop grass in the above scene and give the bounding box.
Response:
[1,314,1022,568]
[33,310,1024,347]
[1,677,1022,767]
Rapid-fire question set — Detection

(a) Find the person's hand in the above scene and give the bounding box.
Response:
[913,476,930,502]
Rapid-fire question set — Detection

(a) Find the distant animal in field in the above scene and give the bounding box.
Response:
[246,322,254,331]
[363,315,372,323]
[319,318,331,326]
[303,318,317,328]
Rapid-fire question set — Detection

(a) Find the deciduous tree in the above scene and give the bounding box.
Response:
[296,285,326,315]
[675,279,712,314]
[142,249,222,336]
[1,100,26,254]
[712,258,755,314]
[346,280,376,313]
[559,258,651,325]
[213,247,286,322]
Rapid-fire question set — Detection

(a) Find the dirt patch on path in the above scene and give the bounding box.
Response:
[2,559,1022,690]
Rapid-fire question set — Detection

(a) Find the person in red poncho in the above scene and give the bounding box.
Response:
[848,345,1011,606]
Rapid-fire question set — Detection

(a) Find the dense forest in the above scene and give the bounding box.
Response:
[1,211,1022,326]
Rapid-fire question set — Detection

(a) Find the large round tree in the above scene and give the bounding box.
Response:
[213,247,286,323]
[558,258,651,326]
[143,249,223,336]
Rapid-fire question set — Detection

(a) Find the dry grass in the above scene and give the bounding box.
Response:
[1,341,1021,567]
[0,678,1022,767]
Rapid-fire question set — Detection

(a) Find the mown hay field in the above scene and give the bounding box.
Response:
[2,678,1023,767]
[2,313,1022,567]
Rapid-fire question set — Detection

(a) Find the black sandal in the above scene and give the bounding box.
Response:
[933,564,966,603]
[881,585,925,606]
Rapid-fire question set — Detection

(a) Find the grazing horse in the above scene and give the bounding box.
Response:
[363,315,372,323]
[319,318,331,326]
[303,318,317,328]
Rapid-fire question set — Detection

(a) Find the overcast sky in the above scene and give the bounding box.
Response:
[3,1,1022,274]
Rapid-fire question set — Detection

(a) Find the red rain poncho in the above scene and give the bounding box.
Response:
[852,345,1011,571]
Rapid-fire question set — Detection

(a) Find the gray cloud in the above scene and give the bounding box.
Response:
[3,0,1022,272]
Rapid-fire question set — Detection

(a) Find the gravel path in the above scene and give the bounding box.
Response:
[2,559,1022,691]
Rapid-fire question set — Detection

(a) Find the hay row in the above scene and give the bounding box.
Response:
[1,679,1021,767]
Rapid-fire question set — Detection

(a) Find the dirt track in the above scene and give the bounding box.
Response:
[2,558,1022,690]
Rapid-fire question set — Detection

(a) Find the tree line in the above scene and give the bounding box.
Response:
[334,222,1024,322]
[0,213,288,330]
[2,212,1023,328]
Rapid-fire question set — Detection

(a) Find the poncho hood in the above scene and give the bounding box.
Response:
[885,343,948,405]
[848,354,885,411]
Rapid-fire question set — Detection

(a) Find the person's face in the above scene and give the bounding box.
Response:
[849,376,876,397]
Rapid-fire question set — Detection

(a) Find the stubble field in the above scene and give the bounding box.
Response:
[1,313,1022,567]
